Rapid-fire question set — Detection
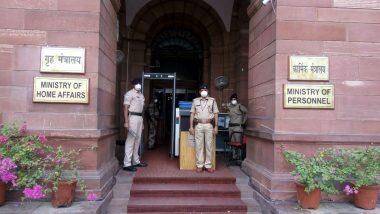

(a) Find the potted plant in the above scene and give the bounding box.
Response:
[44,146,86,208]
[0,122,96,207]
[283,150,322,209]
[344,147,380,210]
[283,149,345,209]
[0,154,17,205]
[0,123,52,202]
[316,148,352,193]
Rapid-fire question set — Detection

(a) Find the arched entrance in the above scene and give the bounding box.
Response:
[125,0,225,95]
[115,0,249,161]
[116,0,229,145]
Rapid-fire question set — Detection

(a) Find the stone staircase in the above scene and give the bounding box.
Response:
[107,166,261,214]
[127,175,247,213]
[107,145,261,214]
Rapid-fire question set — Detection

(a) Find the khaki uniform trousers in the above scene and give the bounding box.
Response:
[195,123,214,169]
[124,115,143,167]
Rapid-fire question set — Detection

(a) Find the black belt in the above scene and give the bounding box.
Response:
[130,112,142,116]
[229,123,241,127]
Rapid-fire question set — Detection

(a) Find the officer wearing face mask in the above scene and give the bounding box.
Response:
[189,84,219,173]
[147,97,159,150]
[123,78,148,171]
[227,93,247,143]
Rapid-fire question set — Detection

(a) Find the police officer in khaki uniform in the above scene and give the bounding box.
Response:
[227,93,247,143]
[123,78,148,171]
[189,84,219,173]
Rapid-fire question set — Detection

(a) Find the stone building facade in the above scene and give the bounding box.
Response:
[243,0,380,201]
[0,0,379,204]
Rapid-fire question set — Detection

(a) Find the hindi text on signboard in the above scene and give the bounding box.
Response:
[40,47,85,73]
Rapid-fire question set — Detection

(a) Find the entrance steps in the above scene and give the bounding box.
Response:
[127,176,247,213]
[128,197,247,213]
[107,147,261,213]
[133,176,236,184]
[130,183,241,197]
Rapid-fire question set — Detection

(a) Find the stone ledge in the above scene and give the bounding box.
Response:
[242,159,296,201]
[80,158,119,198]
[26,128,119,139]
[245,129,380,143]
[242,159,292,181]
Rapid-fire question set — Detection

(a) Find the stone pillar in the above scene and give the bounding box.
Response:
[209,46,224,103]
[243,0,380,202]
[0,0,121,201]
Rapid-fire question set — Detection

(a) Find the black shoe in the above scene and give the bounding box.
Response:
[123,166,137,171]
[134,162,148,167]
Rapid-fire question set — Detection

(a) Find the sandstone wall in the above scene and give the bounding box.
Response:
[0,0,120,199]
[244,0,380,201]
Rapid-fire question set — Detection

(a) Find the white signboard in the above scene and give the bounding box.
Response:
[40,47,85,73]
[33,77,89,104]
[289,56,329,81]
[284,84,334,109]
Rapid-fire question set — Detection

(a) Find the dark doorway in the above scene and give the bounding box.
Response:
[145,27,203,152]
[150,27,203,83]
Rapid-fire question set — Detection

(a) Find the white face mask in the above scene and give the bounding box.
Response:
[200,91,208,97]
[231,100,237,105]
[134,84,142,91]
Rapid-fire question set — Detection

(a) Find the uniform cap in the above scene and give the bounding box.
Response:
[199,83,208,90]
[131,78,141,85]
[230,93,238,100]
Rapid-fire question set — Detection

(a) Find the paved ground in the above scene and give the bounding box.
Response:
[0,200,103,214]
[273,202,380,214]
[229,166,262,213]
[106,169,134,213]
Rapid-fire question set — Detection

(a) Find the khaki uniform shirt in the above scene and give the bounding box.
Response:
[124,89,145,113]
[227,103,247,124]
[190,97,219,120]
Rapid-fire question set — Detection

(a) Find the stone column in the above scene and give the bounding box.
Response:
[0,0,121,201]
[243,0,380,202]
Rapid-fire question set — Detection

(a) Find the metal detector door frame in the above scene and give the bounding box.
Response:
[141,72,176,157]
